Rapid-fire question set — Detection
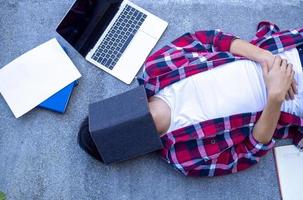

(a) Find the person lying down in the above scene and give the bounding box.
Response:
[78,21,303,177]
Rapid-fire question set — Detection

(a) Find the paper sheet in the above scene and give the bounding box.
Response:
[0,38,81,118]
[274,145,303,200]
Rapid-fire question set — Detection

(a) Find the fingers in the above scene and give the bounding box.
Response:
[275,58,296,101]
[291,78,297,94]
[272,56,282,68]
[261,62,269,75]
[287,84,295,100]
[280,58,288,71]
[286,64,296,100]
[285,93,290,101]
[286,63,293,75]
[264,55,297,102]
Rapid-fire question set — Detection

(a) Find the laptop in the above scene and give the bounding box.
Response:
[56,0,168,84]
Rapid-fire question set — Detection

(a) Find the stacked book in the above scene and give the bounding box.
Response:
[0,38,81,118]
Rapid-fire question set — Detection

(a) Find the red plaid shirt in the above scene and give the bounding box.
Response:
[138,21,303,176]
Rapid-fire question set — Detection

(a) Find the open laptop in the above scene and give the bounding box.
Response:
[56,0,168,84]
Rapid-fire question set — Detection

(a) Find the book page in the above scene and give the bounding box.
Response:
[274,145,303,200]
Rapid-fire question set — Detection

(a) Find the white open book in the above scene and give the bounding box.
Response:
[273,145,303,200]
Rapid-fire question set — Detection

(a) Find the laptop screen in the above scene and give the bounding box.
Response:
[56,0,123,56]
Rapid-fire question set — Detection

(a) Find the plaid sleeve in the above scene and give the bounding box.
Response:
[194,29,238,52]
[139,30,239,96]
[144,29,238,64]
[250,21,303,53]
[160,112,277,177]
[142,30,237,76]
[184,134,275,177]
[244,133,275,156]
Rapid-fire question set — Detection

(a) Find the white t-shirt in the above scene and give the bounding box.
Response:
[154,48,303,133]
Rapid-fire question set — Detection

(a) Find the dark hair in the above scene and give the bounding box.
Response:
[77,117,103,162]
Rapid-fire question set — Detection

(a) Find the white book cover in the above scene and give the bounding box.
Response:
[273,145,303,200]
[0,38,81,118]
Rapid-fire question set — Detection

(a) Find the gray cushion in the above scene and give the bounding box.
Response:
[89,85,163,164]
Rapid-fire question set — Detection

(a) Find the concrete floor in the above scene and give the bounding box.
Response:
[0,0,303,199]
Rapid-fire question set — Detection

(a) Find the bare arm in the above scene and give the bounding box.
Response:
[253,96,282,144]
[230,39,273,64]
[252,57,294,144]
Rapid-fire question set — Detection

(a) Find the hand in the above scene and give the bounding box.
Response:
[258,51,297,100]
[262,56,295,103]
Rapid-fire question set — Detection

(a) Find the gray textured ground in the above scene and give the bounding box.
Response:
[0,0,303,199]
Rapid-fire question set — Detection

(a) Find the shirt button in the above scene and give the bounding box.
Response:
[211,139,216,144]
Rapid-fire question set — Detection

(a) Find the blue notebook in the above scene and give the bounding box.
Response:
[38,81,78,113]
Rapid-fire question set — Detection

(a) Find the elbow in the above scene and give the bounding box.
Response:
[252,133,273,145]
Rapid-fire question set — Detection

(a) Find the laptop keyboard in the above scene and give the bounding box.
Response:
[91,4,147,70]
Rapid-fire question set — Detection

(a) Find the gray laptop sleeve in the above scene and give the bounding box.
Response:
[88,85,163,164]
